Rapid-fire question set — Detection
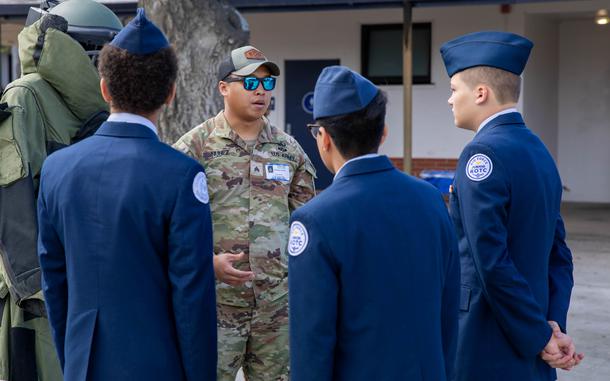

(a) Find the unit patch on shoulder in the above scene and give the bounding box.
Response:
[288,221,309,256]
[192,172,209,204]
[245,48,265,60]
[466,153,493,182]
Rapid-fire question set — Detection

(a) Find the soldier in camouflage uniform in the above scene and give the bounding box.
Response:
[174,45,316,381]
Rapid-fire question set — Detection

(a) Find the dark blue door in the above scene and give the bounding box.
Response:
[285,59,339,190]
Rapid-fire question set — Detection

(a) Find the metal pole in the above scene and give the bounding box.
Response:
[402,0,413,174]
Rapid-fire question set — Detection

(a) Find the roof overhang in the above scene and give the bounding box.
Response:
[0,0,568,18]
[230,0,564,13]
[0,1,137,20]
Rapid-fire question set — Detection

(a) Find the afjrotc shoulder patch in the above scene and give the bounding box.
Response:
[192,172,209,203]
[466,153,493,182]
[245,48,265,60]
[288,221,309,256]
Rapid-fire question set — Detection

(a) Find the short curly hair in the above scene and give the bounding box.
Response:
[98,44,177,114]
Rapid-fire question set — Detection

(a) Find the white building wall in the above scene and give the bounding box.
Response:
[523,15,559,160]
[558,19,610,203]
[244,0,610,202]
[245,5,511,159]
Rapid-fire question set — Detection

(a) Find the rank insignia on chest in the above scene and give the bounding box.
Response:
[251,161,264,177]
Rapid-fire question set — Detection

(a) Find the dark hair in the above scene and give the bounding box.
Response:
[98,44,177,114]
[316,90,387,159]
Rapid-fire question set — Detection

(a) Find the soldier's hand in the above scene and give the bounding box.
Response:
[214,252,255,287]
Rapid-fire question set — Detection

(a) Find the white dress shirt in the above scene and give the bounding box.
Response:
[477,107,518,134]
[107,112,158,136]
[334,153,381,180]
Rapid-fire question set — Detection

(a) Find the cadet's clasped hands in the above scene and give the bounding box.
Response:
[540,321,584,371]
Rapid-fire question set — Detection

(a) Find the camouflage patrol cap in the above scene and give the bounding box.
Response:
[218,45,280,81]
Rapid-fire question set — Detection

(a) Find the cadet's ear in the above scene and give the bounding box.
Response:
[100,78,112,104]
[380,124,389,146]
[165,83,177,105]
[474,84,490,105]
[320,127,332,152]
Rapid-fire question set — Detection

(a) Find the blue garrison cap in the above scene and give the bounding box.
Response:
[110,8,169,55]
[440,31,533,77]
[313,66,379,120]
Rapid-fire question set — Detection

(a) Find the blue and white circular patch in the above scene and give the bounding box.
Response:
[466,154,493,182]
[301,92,314,114]
[288,221,309,256]
[192,172,209,204]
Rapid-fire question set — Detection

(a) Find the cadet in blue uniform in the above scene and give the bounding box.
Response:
[288,66,460,381]
[440,31,583,381]
[37,9,217,381]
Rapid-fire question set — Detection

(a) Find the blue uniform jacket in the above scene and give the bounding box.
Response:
[37,122,217,381]
[289,155,460,381]
[449,112,573,381]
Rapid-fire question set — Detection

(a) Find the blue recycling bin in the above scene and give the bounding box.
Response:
[419,170,455,195]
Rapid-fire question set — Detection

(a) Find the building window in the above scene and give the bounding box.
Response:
[361,23,431,85]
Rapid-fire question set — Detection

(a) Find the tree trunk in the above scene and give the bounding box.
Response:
[140,0,249,143]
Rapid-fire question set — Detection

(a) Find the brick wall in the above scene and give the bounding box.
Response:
[389,158,458,177]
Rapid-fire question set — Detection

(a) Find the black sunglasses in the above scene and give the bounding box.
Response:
[307,123,322,139]
[223,76,276,91]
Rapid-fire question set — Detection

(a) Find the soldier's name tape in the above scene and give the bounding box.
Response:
[204,149,297,163]
[466,153,493,182]
[288,221,308,256]
[192,172,209,204]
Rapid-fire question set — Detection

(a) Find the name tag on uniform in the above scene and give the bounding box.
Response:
[265,163,291,183]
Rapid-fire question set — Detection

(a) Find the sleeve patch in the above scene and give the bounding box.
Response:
[192,171,209,204]
[288,221,309,256]
[466,153,493,182]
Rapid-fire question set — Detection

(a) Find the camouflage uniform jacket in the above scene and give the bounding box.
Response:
[174,111,316,307]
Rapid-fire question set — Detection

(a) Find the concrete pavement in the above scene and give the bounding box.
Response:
[558,203,610,381]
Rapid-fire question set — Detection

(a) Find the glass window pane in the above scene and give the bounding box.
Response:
[367,28,402,78]
[362,23,431,84]
[413,27,430,78]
